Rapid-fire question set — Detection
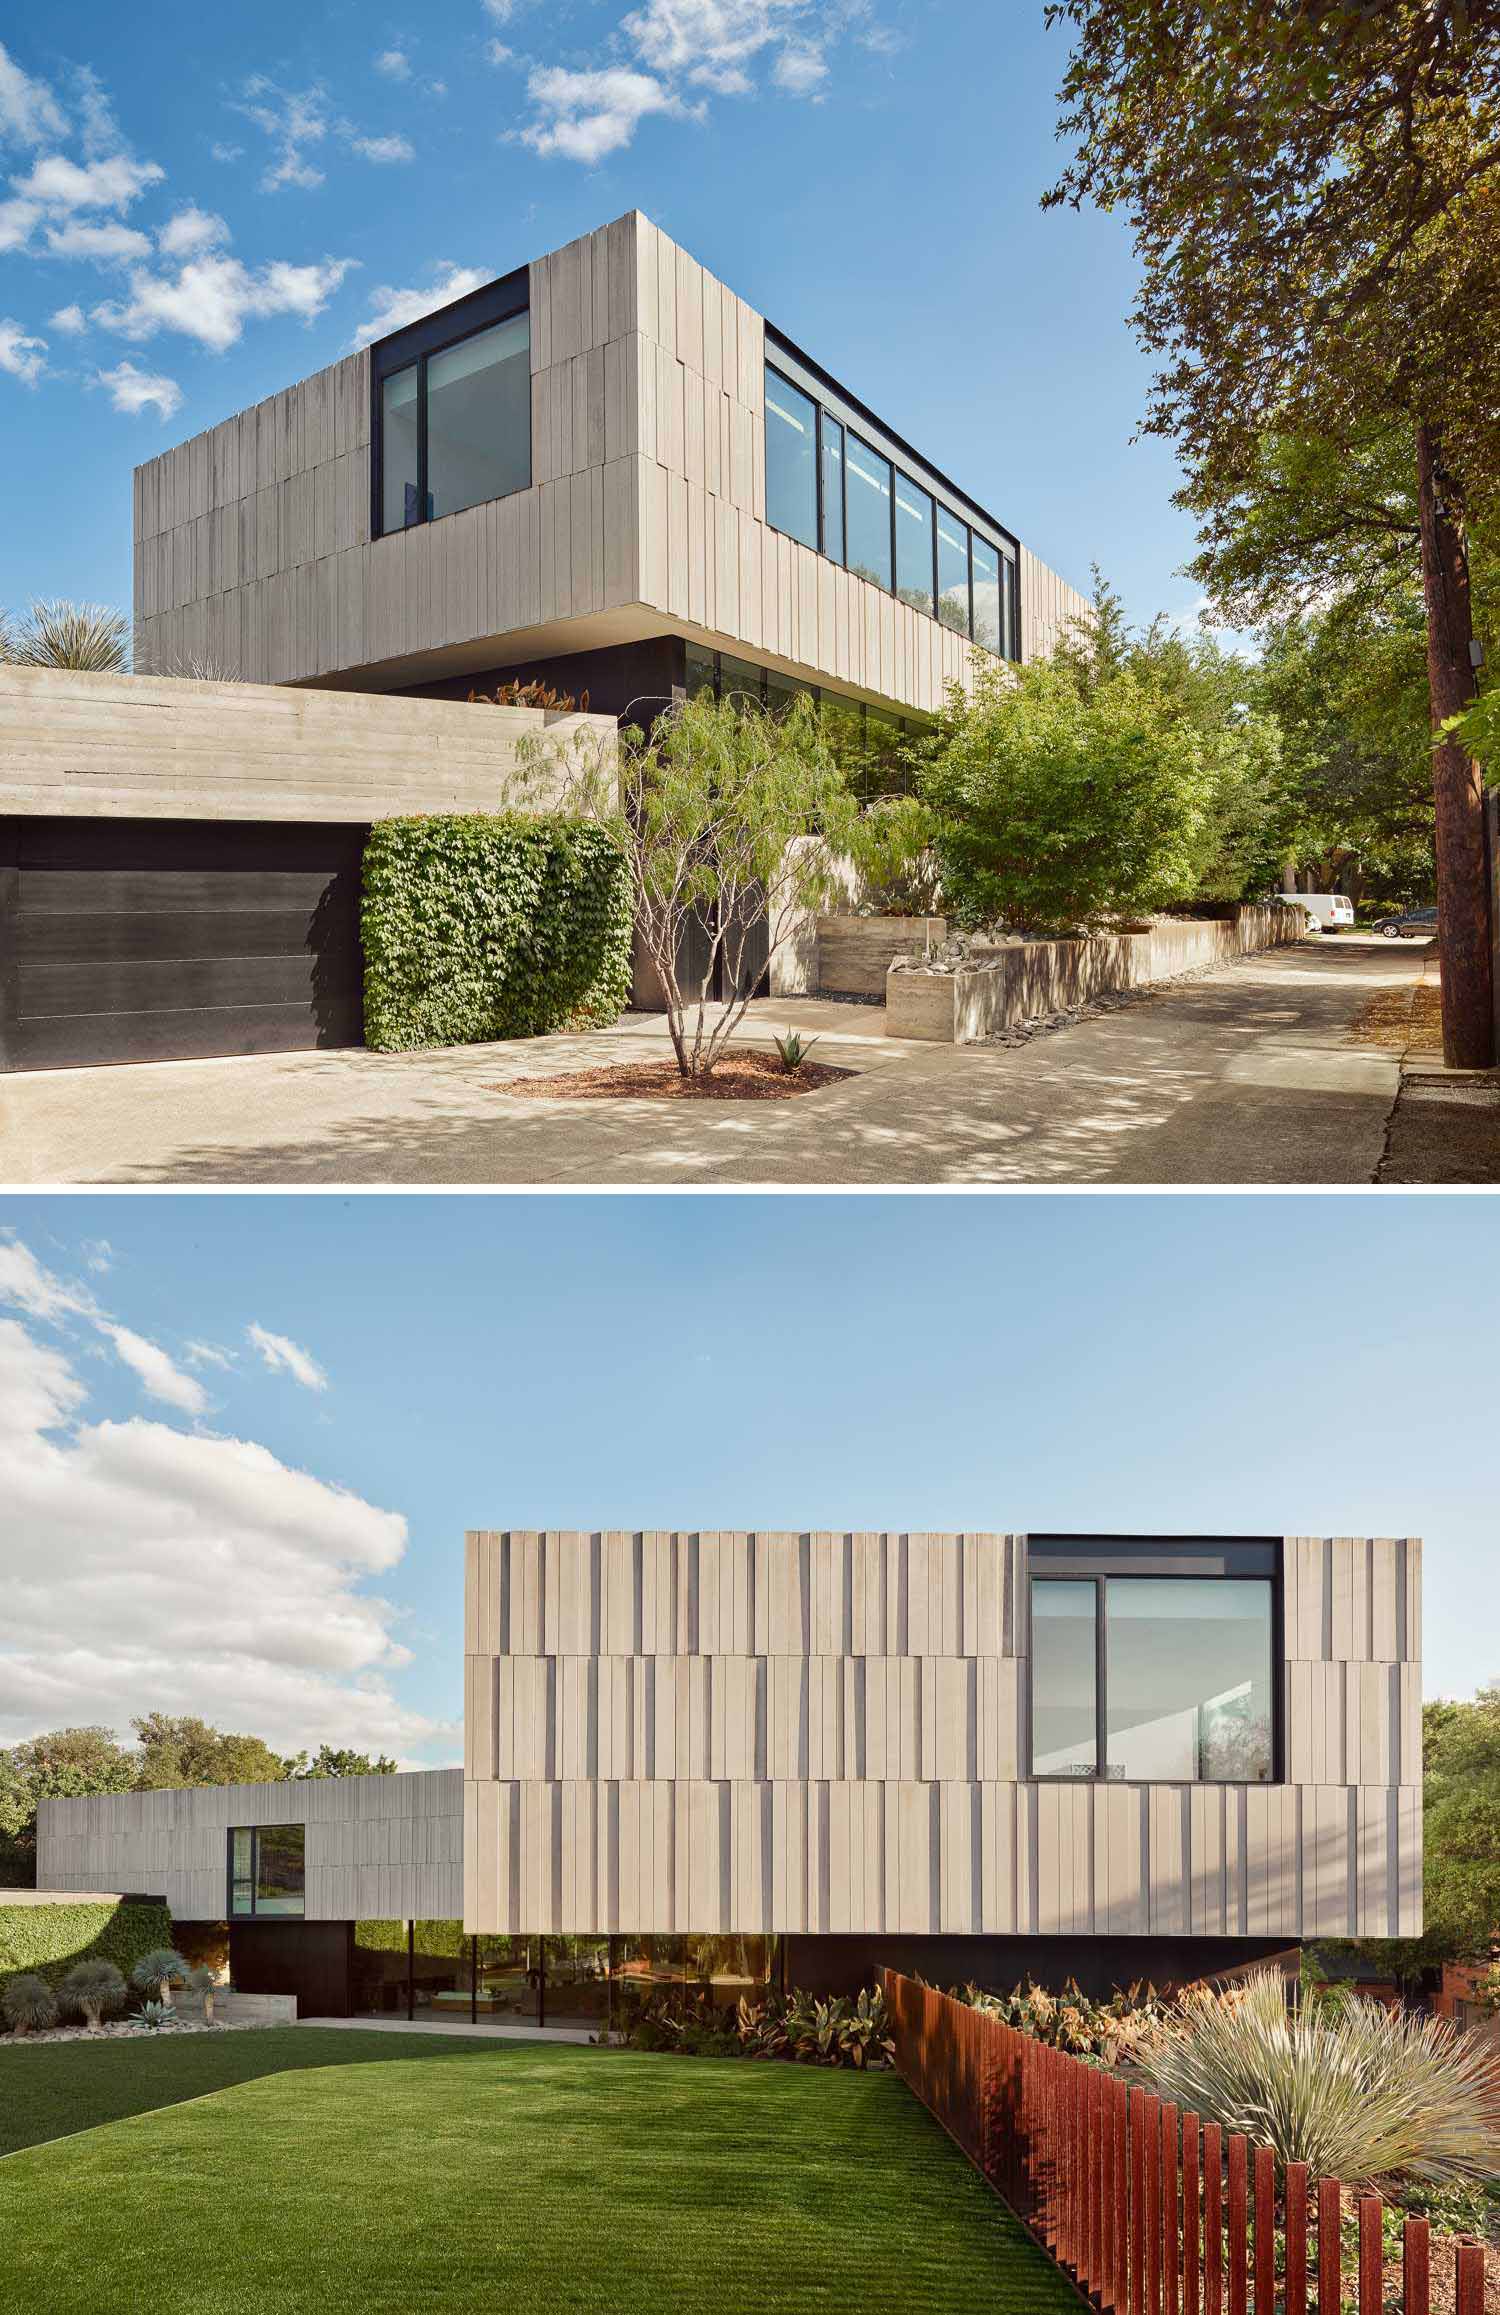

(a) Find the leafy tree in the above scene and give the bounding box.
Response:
[0,1728,136,1886]
[521,690,861,1078]
[130,1714,292,1790]
[287,1745,398,1779]
[917,650,1209,934]
[1046,0,1500,1064]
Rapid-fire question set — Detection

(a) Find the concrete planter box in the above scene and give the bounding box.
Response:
[885,906,1306,1044]
[816,914,947,998]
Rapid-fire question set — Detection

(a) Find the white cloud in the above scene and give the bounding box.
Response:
[352,261,488,347]
[0,1237,96,1320]
[157,205,228,258]
[0,319,45,384]
[100,1322,208,1413]
[374,46,412,80]
[350,132,414,163]
[11,150,165,211]
[94,251,354,352]
[487,42,513,65]
[48,301,86,334]
[772,39,828,94]
[520,64,687,164]
[44,217,152,263]
[232,79,330,192]
[0,40,67,147]
[95,358,183,418]
[0,195,38,251]
[248,1321,328,1393]
[80,1238,115,1273]
[209,140,244,164]
[0,1315,449,1760]
[185,1340,236,1371]
[483,0,517,18]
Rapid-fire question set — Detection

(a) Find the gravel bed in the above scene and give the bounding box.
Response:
[4,2017,270,2045]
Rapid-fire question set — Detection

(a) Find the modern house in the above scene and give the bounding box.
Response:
[0,210,1089,1073]
[35,1531,1423,2021]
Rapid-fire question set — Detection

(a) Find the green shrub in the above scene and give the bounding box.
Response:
[361,813,633,1052]
[953,1975,1167,2064]
[2,1973,59,2035]
[0,1898,173,2000]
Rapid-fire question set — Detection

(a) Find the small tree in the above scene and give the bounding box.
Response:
[60,1958,126,2032]
[521,691,861,1078]
[2,1974,59,2036]
[918,655,1207,935]
[132,1948,190,2007]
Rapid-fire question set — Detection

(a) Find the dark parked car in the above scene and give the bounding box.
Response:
[1373,906,1438,939]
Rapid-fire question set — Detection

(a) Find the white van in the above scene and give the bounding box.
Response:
[1280,892,1355,934]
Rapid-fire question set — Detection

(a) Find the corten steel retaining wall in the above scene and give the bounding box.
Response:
[884,906,1308,1043]
[879,1971,1488,2315]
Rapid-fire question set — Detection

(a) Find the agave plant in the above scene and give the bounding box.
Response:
[9,598,129,672]
[2,1973,60,2036]
[131,1948,190,2006]
[137,1999,171,2031]
[60,1958,126,2032]
[1133,1967,1500,2187]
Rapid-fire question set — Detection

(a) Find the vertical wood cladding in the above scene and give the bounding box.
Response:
[463,1532,1421,1939]
[132,214,1091,714]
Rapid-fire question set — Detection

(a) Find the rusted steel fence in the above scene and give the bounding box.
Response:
[879,1970,1489,2315]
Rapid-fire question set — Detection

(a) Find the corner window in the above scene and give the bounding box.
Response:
[971,536,1003,656]
[1029,1544,1276,1784]
[764,367,819,551]
[229,1823,305,1917]
[372,283,530,540]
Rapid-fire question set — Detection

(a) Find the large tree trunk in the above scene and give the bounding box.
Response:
[1415,424,1493,1068]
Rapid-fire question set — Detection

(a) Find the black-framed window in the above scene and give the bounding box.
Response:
[762,356,1019,659]
[229,1823,306,1917]
[1028,1541,1278,1785]
[371,271,530,541]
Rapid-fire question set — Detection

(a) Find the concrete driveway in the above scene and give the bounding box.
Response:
[0,934,1427,1187]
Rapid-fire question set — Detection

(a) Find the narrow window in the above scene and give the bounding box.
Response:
[845,433,893,591]
[1001,551,1020,660]
[937,510,971,638]
[820,416,846,565]
[971,536,1002,654]
[764,366,819,550]
[381,364,420,531]
[894,472,935,617]
[425,314,530,521]
[1030,1579,1099,1776]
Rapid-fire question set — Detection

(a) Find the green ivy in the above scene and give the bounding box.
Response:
[0,1899,174,1997]
[361,813,633,1052]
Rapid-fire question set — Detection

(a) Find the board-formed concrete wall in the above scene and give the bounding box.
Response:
[462,1532,1422,1941]
[0,665,613,823]
[132,213,1092,717]
[37,1769,463,1922]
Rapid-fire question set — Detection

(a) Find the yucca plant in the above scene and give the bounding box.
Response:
[2,1973,60,2036]
[131,1948,190,2006]
[10,598,129,671]
[60,1957,126,2032]
[184,1964,218,2023]
[1134,1968,1500,2188]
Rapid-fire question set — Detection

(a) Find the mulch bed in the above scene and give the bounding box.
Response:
[495,1052,855,1102]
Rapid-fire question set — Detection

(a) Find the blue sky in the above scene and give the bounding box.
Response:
[1,4,1198,636]
[1,1193,1493,1765]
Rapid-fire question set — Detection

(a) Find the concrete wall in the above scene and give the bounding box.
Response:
[0,665,614,823]
[37,1769,463,1921]
[462,1532,1422,1941]
[132,212,1092,717]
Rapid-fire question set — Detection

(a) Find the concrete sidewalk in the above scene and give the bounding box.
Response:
[0,935,1426,1187]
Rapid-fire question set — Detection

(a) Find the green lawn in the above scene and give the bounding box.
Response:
[0,2028,1077,2314]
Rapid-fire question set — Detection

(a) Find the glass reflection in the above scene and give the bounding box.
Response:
[1105,1580,1274,1783]
[845,434,893,591]
[764,367,819,550]
[894,473,935,617]
[1031,1580,1098,1776]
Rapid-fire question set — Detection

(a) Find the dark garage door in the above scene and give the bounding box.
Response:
[0,817,367,1071]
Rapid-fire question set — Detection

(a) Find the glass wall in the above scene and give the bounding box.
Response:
[894,473,935,617]
[228,1824,305,1918]
[374,307,530,539]
[763,357,1018,657]
[686,647,918,800]
[1030,1574,1275,1784]
[764,368,819,550]
[844,434,893,592]
[381,365,420,531]
[820,418,845,564]
[348,1926,777,2031]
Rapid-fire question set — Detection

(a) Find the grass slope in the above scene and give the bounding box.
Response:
[1,2029,1078,2315]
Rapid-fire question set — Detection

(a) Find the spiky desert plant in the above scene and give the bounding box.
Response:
[2,1973,60,2036]
[60,1958,126,2032]
[185,1964,218,2023]
[1134,1968,1500,2188]
[11,599,129,671]
[131,1948,190,2006]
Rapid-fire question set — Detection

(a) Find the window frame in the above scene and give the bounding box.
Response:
[370,268,530,543]
[226,1822,307,1919]
[1026,1538,1282,1787]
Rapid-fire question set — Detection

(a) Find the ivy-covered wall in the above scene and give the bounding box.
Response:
[361,813,633,1052]
[0,1899,174,1996]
